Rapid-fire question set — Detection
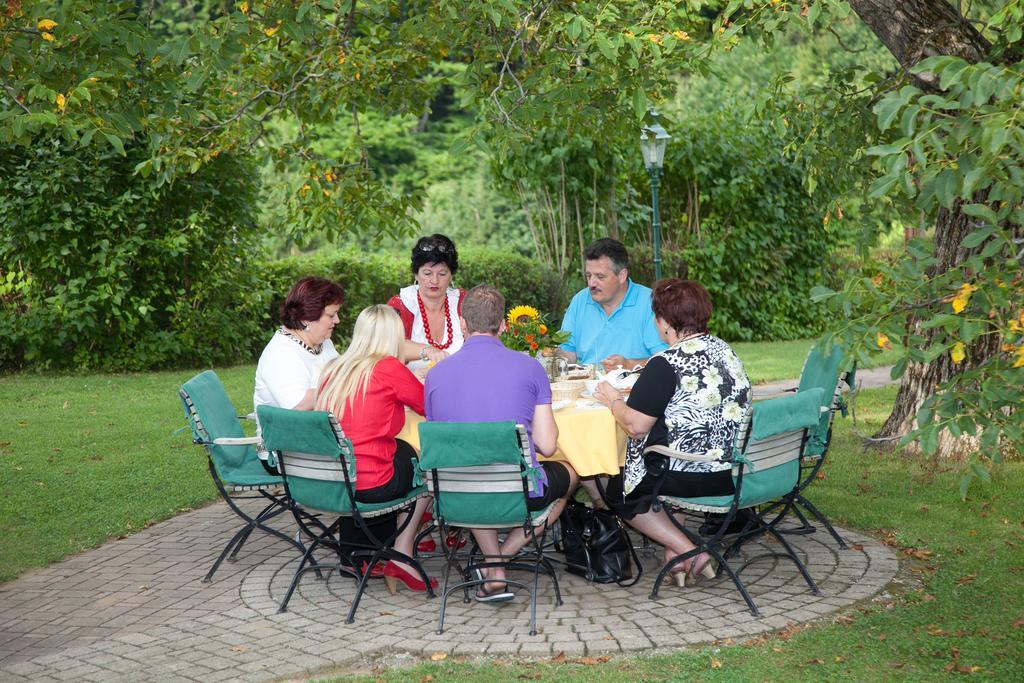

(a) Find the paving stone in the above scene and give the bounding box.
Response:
[0,498,898,681]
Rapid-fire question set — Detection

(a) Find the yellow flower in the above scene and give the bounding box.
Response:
[647,34,663,45]
[1014,347,1024,369]
[264,26,278,37]
[672,30,690,41]
[538,324,548,335]
[239,2,249,14]
[55,93,66,111]
[876,332,891,350]
[337,52,346,65]
[623,30,634,39]
[507,305,540,325]
[950,342,966,364]
[41,32,54,41]
[37,19,58,31]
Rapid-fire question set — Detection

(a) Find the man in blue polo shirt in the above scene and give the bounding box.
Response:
[557,238,667,371]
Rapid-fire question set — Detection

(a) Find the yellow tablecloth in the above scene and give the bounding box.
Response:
[397,403,626,477]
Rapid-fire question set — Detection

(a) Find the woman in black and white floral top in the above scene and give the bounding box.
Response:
[595,279,751,585]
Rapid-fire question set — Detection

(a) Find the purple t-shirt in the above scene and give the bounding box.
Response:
[424,335,551,496]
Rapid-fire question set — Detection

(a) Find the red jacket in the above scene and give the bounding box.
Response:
[330,356,425,490]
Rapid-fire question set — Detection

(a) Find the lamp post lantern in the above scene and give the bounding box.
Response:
[639,110,671,281]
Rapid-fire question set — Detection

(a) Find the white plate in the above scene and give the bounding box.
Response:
[551,400,570,411]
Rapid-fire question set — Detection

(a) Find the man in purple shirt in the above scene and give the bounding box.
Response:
[425,284,578,602]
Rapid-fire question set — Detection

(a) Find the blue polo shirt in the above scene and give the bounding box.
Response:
[558,280,667,364]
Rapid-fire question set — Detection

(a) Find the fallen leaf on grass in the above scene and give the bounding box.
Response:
[891,661,905,669]
[804,658,824,665]
[835,656,845,663]
[429,652,447,661]
[834,615,854,625]
[927,625,948,637]
[901,547,933,561]
[572,657,609,665]
[956,572,978,585]
[919,506,929,513]
[1012,616,1024,628]
[710,657,722,669]
[419,676,433,683]
[815,471,826,480]
[922,594,935,602]
[551,652,566,663]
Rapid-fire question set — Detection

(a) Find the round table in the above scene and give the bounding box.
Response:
[397,400,626,477]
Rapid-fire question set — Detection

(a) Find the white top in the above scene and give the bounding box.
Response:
[398,284,465,370]
[253,330,339,440]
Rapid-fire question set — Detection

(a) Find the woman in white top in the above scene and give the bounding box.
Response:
[254,277,345,464]
[386,234,465,371]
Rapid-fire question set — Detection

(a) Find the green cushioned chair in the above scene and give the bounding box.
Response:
[418,421,562,636]
[650,388,825,616]
[179,370,307,583]
[782,344,857,547]
[257,404,432,624]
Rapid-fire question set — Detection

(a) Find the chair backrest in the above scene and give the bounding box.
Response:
[180,370,255,478]
[797,345,854,457]
[734,388,824,507]
[257,404,357,514]
[417,421,534,527]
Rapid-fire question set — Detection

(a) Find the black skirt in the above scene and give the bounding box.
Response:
[602,466,734,520]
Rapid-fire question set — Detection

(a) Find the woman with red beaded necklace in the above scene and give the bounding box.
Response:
[387,234,465,371]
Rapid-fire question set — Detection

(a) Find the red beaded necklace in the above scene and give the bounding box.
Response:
[417,291,453,350]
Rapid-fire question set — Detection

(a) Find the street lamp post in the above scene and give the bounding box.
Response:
[639,111,671,281]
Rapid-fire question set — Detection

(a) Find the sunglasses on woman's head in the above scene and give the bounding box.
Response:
[416,241,451,254]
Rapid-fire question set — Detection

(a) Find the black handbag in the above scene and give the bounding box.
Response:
[559,501,641,586]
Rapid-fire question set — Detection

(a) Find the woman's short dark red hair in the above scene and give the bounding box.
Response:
[652,279,712,334]
[279,276,345,329]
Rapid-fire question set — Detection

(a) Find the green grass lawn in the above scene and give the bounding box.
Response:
[0,365,256,581]
[3,350,1021,680]
[732,338,902,384]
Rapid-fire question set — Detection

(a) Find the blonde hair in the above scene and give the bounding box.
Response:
[316,305,404,415]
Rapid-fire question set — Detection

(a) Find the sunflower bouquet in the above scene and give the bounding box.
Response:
[500,305,569,355]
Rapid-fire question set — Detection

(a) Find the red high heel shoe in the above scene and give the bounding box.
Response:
[445,530,467,549]
[417,537,437,553]
[382,561,437,594]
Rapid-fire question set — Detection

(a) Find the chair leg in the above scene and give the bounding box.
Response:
[767,526,822,596]
[278,539,321,613]
[794,495,848,549]
[203,524,252,583]
[228,498,280,561]
[714,548,761,617]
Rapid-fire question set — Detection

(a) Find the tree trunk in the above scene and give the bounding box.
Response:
[848,0,989,89]
[847,0,995,455]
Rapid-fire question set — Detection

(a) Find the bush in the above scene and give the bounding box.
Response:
[262,247,565,344]
[0,139,270,371]
[626,106,840,342]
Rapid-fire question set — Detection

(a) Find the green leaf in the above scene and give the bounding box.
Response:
[970,461,992,483]
[961,226,996,248]
[809,285,836,301]
[632,90,648,122]
[890,356,907,379]
[961,203,998,224]
[873,96,903,132]
[959,472,974,500]
[102,132,126,155]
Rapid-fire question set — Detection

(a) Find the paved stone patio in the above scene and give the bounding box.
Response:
[0,495,897,682]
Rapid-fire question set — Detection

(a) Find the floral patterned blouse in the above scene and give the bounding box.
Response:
[622,334,751,495]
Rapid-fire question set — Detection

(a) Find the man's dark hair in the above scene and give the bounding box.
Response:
[461,284,505,335]
[583,238,629,274]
